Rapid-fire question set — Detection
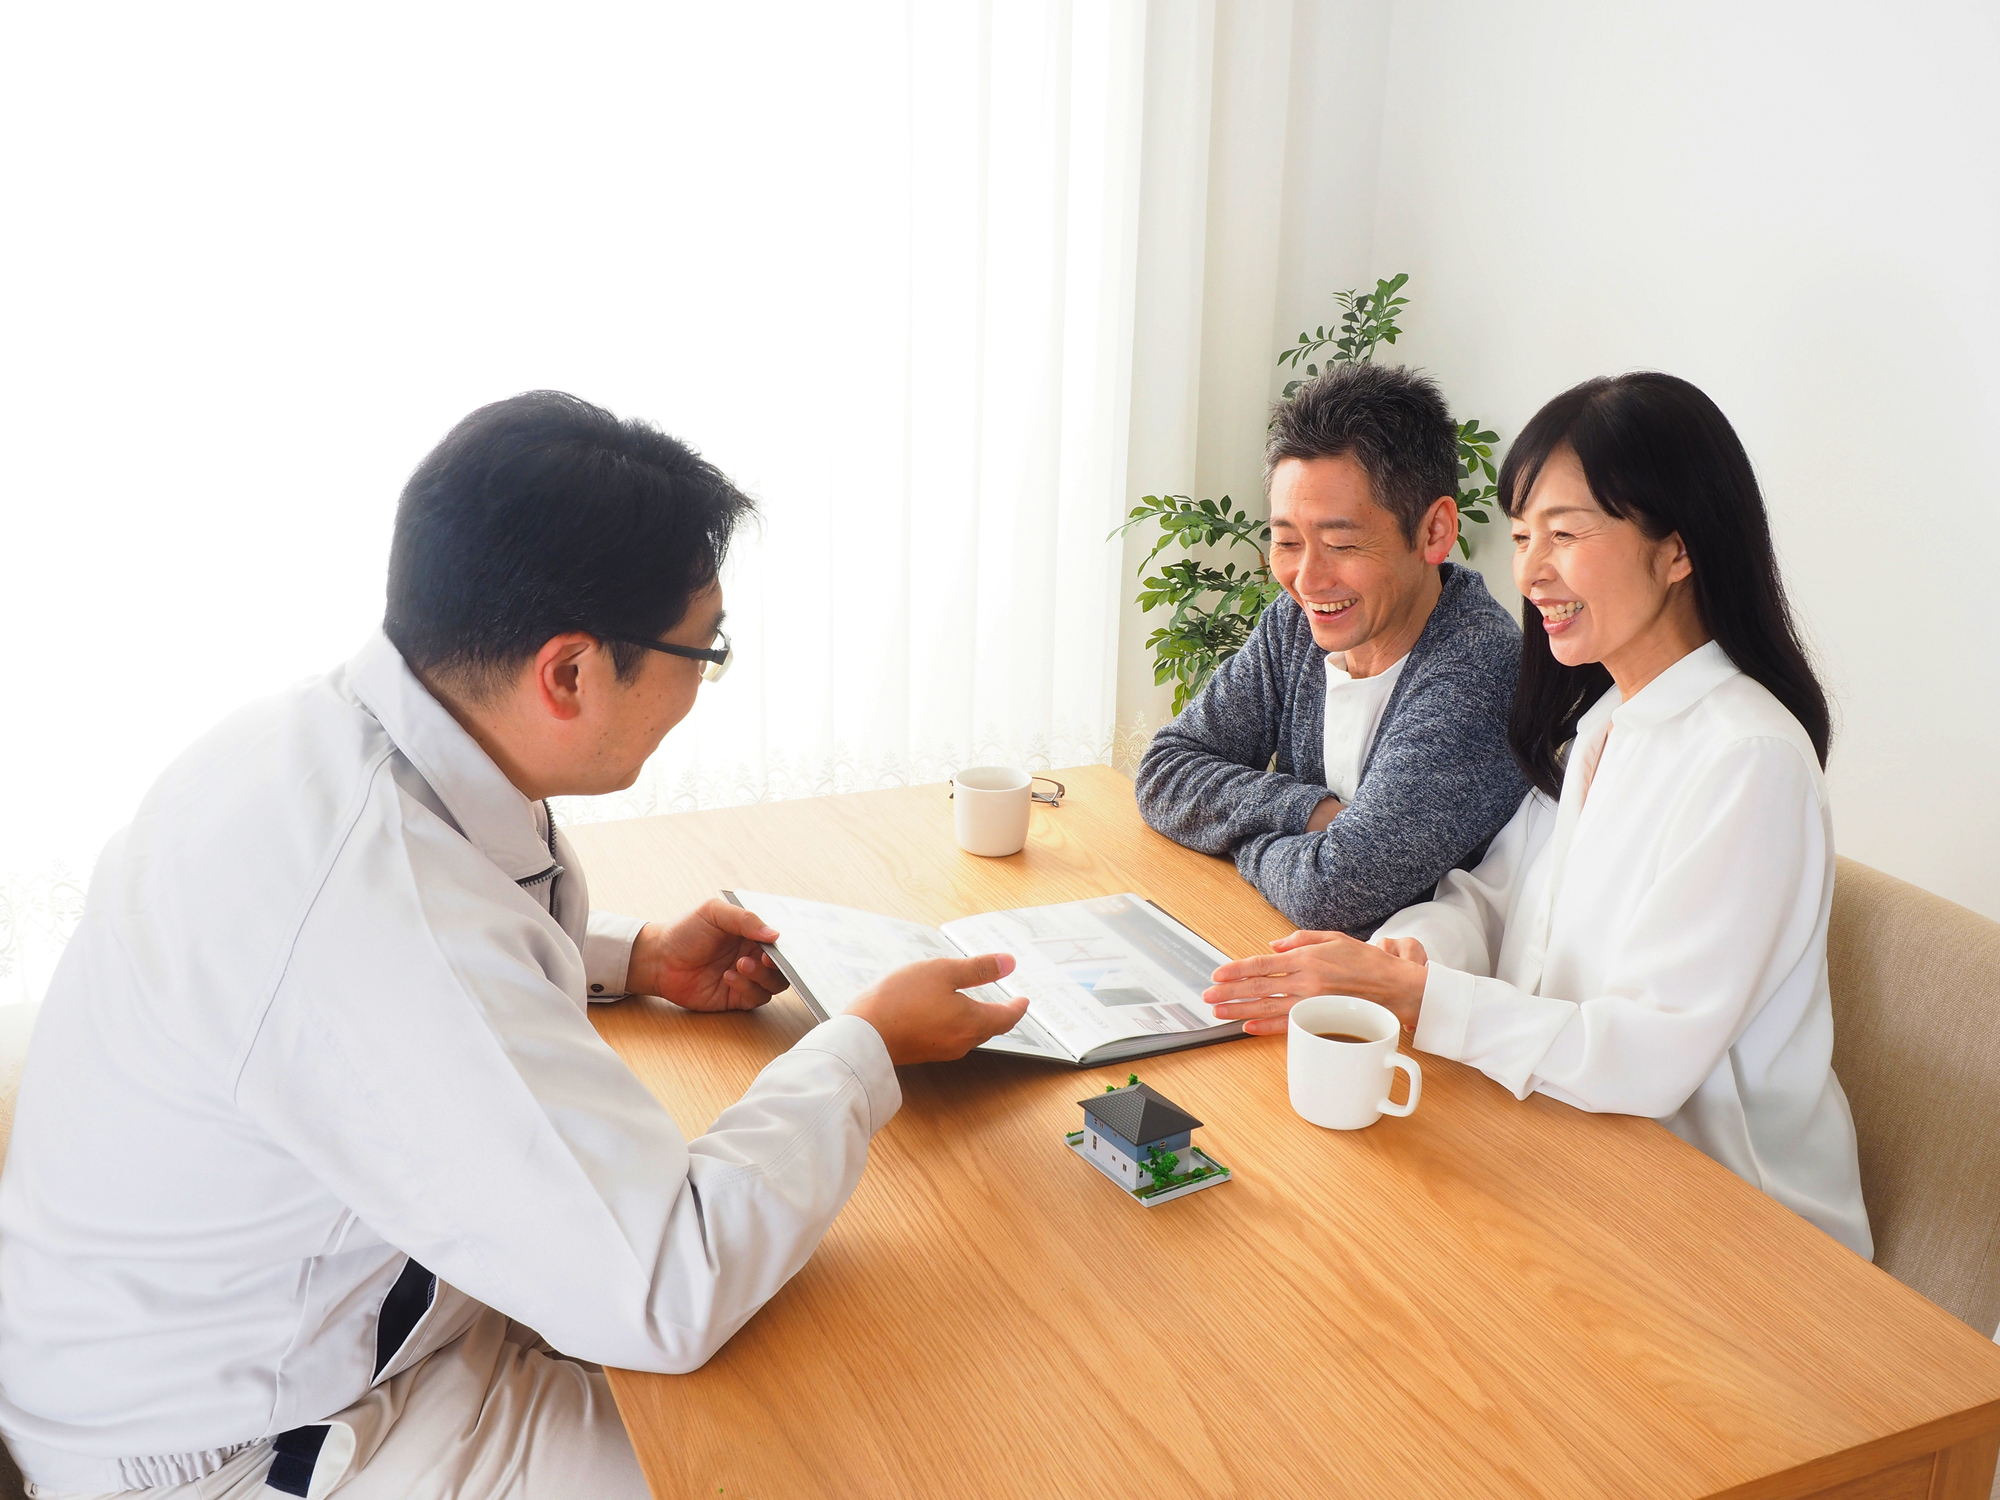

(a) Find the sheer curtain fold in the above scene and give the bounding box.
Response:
[0,1,1159,1002]
[580,0,1151,824]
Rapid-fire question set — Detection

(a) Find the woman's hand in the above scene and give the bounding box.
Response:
[1203,929,1428,1036]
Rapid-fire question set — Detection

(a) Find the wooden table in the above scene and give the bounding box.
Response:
[570,765,2000,1500]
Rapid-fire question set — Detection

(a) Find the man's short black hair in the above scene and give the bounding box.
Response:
[384,390,753,693]
[1264,364,1459,544]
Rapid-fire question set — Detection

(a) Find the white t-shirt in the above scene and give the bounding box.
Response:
[1321,651,1409,803]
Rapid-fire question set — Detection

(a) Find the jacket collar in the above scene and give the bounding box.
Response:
[1578,639,1740,737]
[345,632,557,884]
[1353,560,1476,678]
[1416,562,1475,648]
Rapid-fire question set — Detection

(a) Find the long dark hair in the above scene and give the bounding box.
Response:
[1501,373,1830,799]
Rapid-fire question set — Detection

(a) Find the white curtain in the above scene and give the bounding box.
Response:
[0,2,1155,1005]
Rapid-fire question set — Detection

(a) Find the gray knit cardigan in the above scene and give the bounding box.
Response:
[1134,563,1527,937]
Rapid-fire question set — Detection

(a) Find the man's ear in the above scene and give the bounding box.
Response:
[1418,495,1460,567]
[530,633,602,722]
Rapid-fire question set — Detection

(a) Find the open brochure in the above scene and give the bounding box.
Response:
[723,890,1246,1067]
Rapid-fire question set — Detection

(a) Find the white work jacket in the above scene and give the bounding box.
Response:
[1377,642,1872,1258]
[0,633,901,1492]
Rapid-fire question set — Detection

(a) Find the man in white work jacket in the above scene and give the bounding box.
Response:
[0,391,1028,1499]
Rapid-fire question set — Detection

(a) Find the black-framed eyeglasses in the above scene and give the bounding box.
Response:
[604,629,734,684]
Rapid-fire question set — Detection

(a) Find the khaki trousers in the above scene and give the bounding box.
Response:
[27,1309,650,1500]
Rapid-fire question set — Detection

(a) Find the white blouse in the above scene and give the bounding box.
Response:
[1377,641,1872,1258]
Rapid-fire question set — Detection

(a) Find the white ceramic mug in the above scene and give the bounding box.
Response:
[951,766,1032,857]
[1287,995,1422,1130]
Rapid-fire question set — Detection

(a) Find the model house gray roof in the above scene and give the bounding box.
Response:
[1079,1082,1201,1145]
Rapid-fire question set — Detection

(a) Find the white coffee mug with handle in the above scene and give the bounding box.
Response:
[951,765,1033,857]
[1287,994,1422,1130]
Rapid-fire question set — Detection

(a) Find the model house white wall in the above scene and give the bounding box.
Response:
[1081,1120,1193,1184]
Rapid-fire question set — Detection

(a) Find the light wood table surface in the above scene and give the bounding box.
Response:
[569,765,2000,1500]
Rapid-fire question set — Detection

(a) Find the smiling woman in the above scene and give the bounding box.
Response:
[1204,371,1871,1258]
[1510,446,1709,695]
[1500,373,1833,800]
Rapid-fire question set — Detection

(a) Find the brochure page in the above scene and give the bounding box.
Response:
[939,893,1228,1061]
[730,890,1014,1015]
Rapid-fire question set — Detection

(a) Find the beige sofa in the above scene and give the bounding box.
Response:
[1828,857,2000,1342]
[1827,857,2000,1500]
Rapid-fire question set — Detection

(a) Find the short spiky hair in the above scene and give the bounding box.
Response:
[1265,364,1459,543]
[385,391,754,693]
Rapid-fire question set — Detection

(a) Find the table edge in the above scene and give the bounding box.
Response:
[1707,1399,2000,1500]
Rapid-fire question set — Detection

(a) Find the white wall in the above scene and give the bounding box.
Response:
[1114,0,2000,918]
[1367,0,2000,919]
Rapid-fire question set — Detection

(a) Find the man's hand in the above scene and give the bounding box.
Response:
[1304,796,1344,833]
[628,899,790,1012]
[846,954,1029,1065]
[1202,929,1426,1035]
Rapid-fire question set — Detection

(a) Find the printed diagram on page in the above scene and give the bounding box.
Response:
[729,890,1242,1067]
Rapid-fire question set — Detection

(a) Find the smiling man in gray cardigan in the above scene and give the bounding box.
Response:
[1136,365,1525,939]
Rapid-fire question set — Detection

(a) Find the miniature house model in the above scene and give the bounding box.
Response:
[1078,1081,1200,1183]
